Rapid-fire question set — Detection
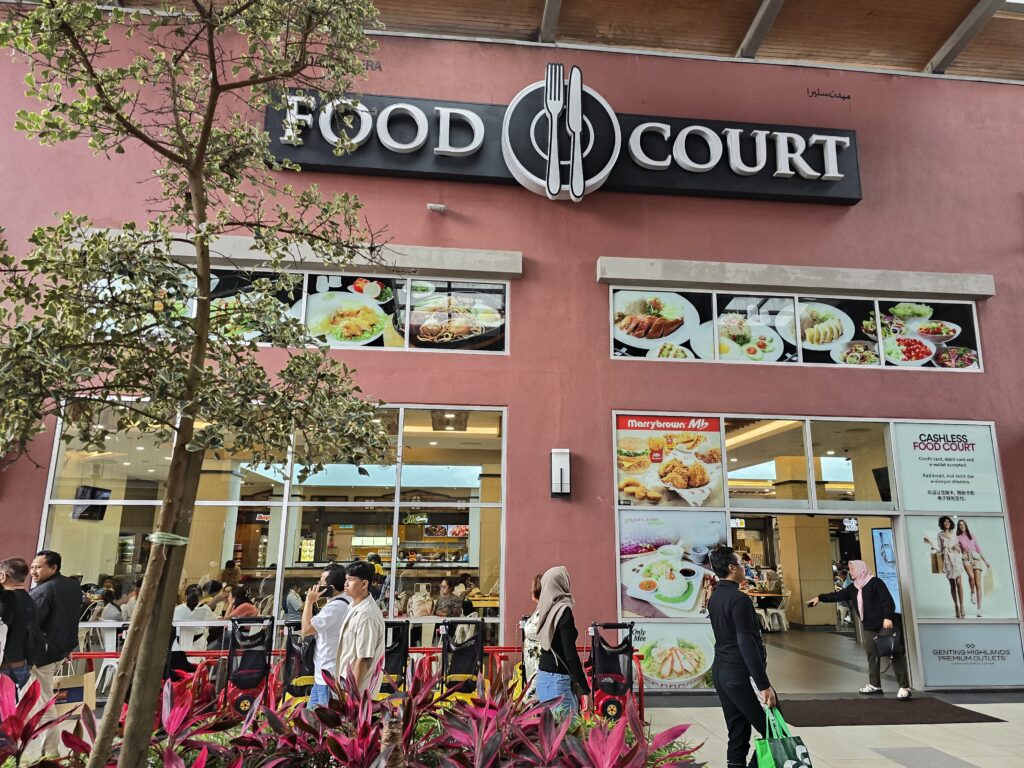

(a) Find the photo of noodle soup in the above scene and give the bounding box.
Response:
[634,623,715,689]
[401,292,505,350]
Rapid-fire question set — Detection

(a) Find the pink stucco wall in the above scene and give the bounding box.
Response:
[2,35,1023,640]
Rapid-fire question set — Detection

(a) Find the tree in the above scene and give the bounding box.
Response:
[0,1,389,766]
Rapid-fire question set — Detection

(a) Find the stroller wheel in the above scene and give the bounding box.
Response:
[600,698,623,720]
[233,694,256,715]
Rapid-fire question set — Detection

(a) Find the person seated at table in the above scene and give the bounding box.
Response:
[740,553,757,581]
[435,577,463,617]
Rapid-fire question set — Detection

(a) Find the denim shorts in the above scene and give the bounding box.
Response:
[535,670,578,718]
[307,682,331,708]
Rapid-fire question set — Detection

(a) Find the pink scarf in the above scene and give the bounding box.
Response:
[849,560,873,618]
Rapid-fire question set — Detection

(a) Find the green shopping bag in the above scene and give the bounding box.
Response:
[755,707,812,768]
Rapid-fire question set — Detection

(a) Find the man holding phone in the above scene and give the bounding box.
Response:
[707,546,777,768]
[301,565,350,707]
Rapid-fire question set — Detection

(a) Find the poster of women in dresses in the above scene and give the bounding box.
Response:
[908,515,1018,620]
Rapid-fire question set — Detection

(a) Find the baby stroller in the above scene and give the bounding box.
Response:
[282,620,314,707]
[439,618,485,703]
[378,620,411,699]
[221,616,275,716]
[588,622,635,721]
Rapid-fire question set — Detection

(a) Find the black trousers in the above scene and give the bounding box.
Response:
[712,663,768,768]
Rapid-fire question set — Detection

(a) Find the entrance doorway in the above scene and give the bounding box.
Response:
[732,513,909,694]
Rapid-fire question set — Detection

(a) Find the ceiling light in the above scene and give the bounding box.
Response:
[429,441,438,446]
[445,426,455,431]
[730,458,738,463]
[826,450,835,455]
[444,413,456,419]
[122,461,131,466]
[135,446,145,451]
[147,469,155,473]
[164,456,172,460]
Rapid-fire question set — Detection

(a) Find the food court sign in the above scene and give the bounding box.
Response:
[892,423,1003,512]
[266,64,861,205]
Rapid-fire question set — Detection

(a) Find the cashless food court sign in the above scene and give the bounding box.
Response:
[267,63,861,205]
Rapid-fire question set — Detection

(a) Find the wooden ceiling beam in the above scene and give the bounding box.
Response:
[736,0,785,59]
[925,0,1005,73]
[538,0,562,43]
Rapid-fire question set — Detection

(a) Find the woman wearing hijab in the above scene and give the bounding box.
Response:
[534,566,590,717]
[807,560,910,700]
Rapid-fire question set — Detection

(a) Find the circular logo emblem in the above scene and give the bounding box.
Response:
[233,694,255,714]
[501,67,621,201]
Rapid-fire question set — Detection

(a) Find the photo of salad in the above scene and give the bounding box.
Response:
[209,269,299,342]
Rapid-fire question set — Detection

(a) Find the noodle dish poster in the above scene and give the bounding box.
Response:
[615,415,725,507]
[632,622,714,690]
[892,423,1002,512]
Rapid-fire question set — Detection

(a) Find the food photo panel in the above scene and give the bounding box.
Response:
[618,509,726,619]
[781,297,880,366]
[209,269,303,343]
[403,280,506,352]
[631,622,715,690]
[615,414,725,507]
[875,300,980,370]
[715,294,799,363]
[611,289,713,361]
[304,273,402,348]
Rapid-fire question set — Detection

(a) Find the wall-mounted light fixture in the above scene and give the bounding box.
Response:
[426,203,448,213]
[550,448,571,497]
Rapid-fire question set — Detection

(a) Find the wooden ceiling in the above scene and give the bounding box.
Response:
[371,0,1024,82]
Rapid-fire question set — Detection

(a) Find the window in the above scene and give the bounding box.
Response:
[42,406,506,640]
[809,421,894,510]
[724,419,809,508]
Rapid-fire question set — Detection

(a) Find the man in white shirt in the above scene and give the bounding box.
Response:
[336,561,385,696]
[302,566,350,707]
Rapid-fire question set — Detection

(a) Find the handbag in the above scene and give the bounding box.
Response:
[756,707,812,768]
[930,551,943,574]
[873,627,903,657]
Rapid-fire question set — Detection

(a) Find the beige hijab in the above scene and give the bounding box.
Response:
[535,566,574,651]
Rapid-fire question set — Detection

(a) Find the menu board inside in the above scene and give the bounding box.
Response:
[611,289,981,370]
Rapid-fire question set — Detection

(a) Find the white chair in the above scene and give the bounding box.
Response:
[762,591,790,632]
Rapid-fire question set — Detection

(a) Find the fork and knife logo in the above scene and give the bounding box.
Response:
[543,63,585,201]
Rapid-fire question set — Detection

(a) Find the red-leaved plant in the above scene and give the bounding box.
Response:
[0,675,76,767]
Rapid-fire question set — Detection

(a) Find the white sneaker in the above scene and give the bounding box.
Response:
[897,688,912,701]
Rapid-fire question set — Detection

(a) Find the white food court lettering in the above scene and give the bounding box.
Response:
[277,67,854,201]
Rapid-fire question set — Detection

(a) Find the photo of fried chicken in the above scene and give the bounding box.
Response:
[695,447,722,464]
[658,458,710,489]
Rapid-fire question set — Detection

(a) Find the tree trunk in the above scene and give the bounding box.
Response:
[117,450,203,766]
[84,433,201,768]
[381,708,407,768]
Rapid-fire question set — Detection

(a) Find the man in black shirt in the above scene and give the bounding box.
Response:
[0,557,36,696]
[707,546,777,768]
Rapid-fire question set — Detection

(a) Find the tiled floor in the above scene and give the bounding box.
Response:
[647,629,1024,768]
[649,702,1024,768]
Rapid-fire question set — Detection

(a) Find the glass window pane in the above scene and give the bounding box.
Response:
[399,409,503,502]
[716,294,798,363]
[785,297,880,367]
[725,419,809,508]
[43,504,159,594]
[280,506,395,618]
[402,280,507,352]
[611,289,714,361]
[50,420,170,501]
[877,300,981,370]
[809,422,894,510]
[290,409,400,502]
[197,442,288,503]
[392,505,501,623]
[304,273,404,348]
